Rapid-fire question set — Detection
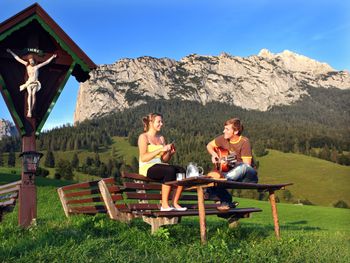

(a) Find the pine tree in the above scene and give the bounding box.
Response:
[7,150,16,167]
[94,153,101,167]
[0,151,4,166]
[319,145,331,161]
[330,148,338,163]
[130,156,139,173]
[71,153,79,169]
[107,159,114,177]
[128,132,138,146]
[44,150,55,168]
[56,159,74,180]
[85,156,93,166]
[74,138,80,150]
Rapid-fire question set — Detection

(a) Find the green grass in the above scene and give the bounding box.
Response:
[258,150,350,206]
[0,173,349,262]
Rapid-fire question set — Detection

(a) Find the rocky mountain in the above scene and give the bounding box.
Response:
[0,119,17,139]
[74,49,350,123]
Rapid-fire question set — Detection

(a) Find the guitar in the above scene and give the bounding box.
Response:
[214,147,237,172]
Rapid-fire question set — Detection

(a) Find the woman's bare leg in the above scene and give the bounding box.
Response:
[161,184,172,208]
[173,186,184,208]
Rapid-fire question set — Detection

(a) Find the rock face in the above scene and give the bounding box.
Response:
[74,49,350,123]
[0,119,17,139]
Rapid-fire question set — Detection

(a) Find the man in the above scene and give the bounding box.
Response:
[206,118,258,211]
[7,48,57,118]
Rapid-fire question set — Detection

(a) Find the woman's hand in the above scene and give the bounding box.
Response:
[169,143,176,155]
[162,144,172,152]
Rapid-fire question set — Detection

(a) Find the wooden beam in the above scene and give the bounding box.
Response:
[269,190,280,239]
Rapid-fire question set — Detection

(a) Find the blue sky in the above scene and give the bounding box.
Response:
[0,0,349,130]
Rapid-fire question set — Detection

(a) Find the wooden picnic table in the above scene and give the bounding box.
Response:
[166,176,292,244]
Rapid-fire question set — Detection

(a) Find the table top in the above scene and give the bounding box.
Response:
[165,176,292,190]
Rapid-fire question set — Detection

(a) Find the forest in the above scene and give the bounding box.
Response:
[0,86,349,174]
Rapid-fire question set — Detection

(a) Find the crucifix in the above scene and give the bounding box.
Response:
[6,48,57,118]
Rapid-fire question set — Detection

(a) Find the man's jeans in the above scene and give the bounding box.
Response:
[225,163,258,183]
[207,163,258,206]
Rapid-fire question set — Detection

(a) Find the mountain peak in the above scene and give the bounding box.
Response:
[0,119,17,139]
[74,51,350,123]
[258,48,334,73]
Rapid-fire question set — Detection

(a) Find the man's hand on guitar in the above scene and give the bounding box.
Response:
[211,152,219,164]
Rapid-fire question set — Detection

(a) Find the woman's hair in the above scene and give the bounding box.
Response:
[142,112,163,132]
[224,118,244,135]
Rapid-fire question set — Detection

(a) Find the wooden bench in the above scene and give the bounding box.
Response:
[0,180,21,222]
[98,173,262,234]
[57,180,108,217]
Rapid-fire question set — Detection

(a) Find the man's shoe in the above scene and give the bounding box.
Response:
[230,201,239,208]
[216,204,230,212]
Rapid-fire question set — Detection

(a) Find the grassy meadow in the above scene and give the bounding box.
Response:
[1,136,349,261]
[258,150,350,206]
[1,172,350,262]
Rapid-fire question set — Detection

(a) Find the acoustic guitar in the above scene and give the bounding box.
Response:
[213,147,237,173]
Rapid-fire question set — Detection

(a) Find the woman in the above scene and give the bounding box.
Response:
[138,113,187,211]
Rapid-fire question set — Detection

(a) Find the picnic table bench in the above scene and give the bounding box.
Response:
[57,174,292,243]
[57,180,108,217]
[98,173,262,234]
[0,180,21,222]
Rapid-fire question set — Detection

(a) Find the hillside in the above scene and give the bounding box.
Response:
[42,137,349,207]
[258,150,350,206]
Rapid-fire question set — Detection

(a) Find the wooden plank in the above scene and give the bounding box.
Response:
[123,182,161,190]
[269,191,280,239]
[69,205,106,213]
[57,188,70,217]
[0,180,21,190]
[125,192,208,201]
[115,204,131,212]
[66,196,105,205]
[122,172,155,182]
[151,207,262,217]
[64,188,101,198]
[0,186,20,195]
[101,177,116,184]
[128,203,159,210]
[98,179,131,221]
[213,180,293,191]
[0,192,18,201]
[106,185,122,194]
[166,178,292,191]
[197,186,207,244]
[69,208,107,214]
[0,198,16,207]
[125,192,162,200]
[61,181,100,191]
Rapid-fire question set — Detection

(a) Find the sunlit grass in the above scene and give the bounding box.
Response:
[0,174,349,262]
